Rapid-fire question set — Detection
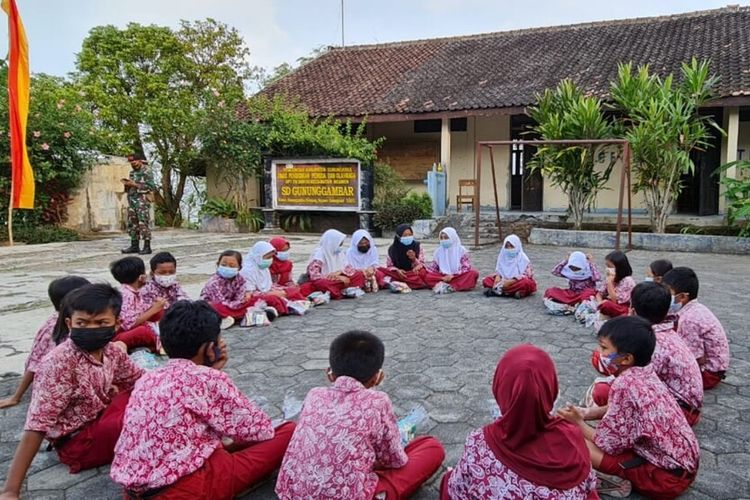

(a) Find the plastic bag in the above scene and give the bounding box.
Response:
[432,282,455,295]
[287,300,312,316]
[487,398,502,420]
[241,305,271,327]
[130,350,168,371]
[307,291,331,306]
[388,281,412,294]
[397,405,428,447]
[543,297,575,316]
[342,287,365,298]
[282,392,304,420]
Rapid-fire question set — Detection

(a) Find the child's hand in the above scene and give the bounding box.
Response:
[269,289,287,298]
[0,492,21,500]
[443,274,453,283]
[412,263,424,272]
[153,297,168,310]
[243,292,255,302]
[0,396,21,409]
[586,253,594,262]
[337,275,351,286]
[557,404,584,425]
[493,274,501,285]
[406,250,417,260]
[208,339,228,370]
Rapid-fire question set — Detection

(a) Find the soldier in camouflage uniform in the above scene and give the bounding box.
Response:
[121,153,157,255]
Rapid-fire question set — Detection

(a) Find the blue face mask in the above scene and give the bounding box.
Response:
[400,235,414,246]
[217,265,239,279]
[258,259,273,270]
[644,276,654,282]
[505,249,519,258]
[670,295,683,313]
[440,239,452,249]
[276,251,290,261]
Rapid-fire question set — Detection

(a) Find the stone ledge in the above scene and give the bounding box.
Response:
[530,228,750,255]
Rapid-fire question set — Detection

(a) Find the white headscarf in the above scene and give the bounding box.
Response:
[561,251,593,281]
[347,229,379,269]
[309,229,348,275]
[241,241,275,292]
[495,234,530,280]
[432,227,467,274]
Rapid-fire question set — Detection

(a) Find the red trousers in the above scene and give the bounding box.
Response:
[154,422,296,500]
[210,302,251,320]
[598,299,630,318]
[599,450,695,500]
[55,389,132,473]
[249,294,289,316]
[375,436,445,499]
[298,271,366,300]
[481,275,537,297]
[702,369,725,389]
[378,267,429,290]
[114,325,157,352]
[423,269,479,291]
[280,286,306,301]
[543,287,596,305]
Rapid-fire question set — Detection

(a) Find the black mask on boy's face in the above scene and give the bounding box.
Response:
[70,326,117,352]
[357,245,370,253]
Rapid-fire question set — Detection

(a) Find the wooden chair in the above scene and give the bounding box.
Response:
[456,179,478,212]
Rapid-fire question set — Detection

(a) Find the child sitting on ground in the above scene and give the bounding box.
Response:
[559,316,700,499]
[110,256,161,351]
[544,251,600,314]
[240,241,306,317]
[299,229,366,300]
[201,250,259,329]
[482,234,536,299]
[663,266,730,389]
[423,227,479,292]
[276,330,445,500]
[0,276,89,409]
[646,259,673,284]
[1,284,144,498]
[379,223,429,290]
[443,345,596,499]
[346,229,382,293]
[586,283,704,427]
[595,250,636,318]
[110,300,295,498]
[140,252,190,319]
[269,237,296,286]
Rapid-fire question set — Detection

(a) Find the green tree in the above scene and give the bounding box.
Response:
[527,80,616,230]
[0,69,109,228]
[610,59,722,233]
[75,19,253,226]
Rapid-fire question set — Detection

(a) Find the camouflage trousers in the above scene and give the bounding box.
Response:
[127,202,151,240]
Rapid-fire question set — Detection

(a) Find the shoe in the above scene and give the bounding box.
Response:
[513,291,522,300]
[121,239,140,254]
[483,288,493,297]
[596,471,632,498]
[139,239,152,255]
[220,316,235,330]
[265,307,279,322]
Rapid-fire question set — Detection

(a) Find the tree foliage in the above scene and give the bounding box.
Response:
[610,58,721,233]
[0,68,108,229]
[527,80,617,229]
[720,160,750,237]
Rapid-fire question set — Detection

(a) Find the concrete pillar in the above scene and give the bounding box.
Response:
[441,117,451,211]
[719,106,740,213]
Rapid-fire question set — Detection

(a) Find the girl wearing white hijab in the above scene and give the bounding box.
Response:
[346,229,381,292]
[543,251,601,309]
[482,234,537,298]
[299,229,366,300]
[240,240,302,316]
[424,227,479,292]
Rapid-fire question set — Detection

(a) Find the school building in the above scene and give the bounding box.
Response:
[262,6,750,220]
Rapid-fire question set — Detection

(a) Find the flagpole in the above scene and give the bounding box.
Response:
[7,170,13,245]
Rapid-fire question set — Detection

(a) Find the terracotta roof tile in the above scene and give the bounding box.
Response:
[262,6,750,117]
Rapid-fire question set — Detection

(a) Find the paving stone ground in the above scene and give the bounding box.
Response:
[0,229,749,499]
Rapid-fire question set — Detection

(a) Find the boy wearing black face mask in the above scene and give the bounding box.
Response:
[1,284,144,499]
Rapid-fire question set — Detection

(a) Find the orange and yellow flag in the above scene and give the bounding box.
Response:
[2,0,33,209]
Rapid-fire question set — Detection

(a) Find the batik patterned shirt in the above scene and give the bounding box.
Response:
[25,312,59,373]
[447,429,597,500]
[275,376,407,500]
[119,284,154,332]
[110,359,273,491]
[594,366,699,472]
[25,340,143,440]
[651,322,703,410]
[676,300,730,373]
[597,276,636,304]
[306,260,358,281]
[200,273,248,309]
[140,280,189,310]
[551,260,601,292]
[426,252,473,274]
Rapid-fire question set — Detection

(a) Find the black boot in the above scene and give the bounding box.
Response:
[121,238,140,254]
[139,239,152,255]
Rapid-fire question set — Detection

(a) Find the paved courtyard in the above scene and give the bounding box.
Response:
[0,229,748,499]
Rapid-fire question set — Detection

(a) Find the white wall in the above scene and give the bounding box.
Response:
[65,156,133,232]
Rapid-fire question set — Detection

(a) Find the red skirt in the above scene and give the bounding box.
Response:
[543,287,596,305]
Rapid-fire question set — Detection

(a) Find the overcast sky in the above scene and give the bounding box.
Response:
[8,0,749,77]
